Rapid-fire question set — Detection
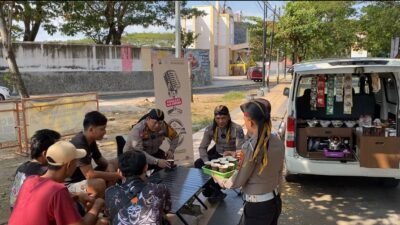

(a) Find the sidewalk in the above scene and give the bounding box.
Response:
[172,81,290,225]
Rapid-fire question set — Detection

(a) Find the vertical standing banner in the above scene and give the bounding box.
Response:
[153,57,194,165]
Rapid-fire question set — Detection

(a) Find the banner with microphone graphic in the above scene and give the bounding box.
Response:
[153,57,194,165]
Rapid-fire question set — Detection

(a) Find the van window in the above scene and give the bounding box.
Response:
[297,75,360,97]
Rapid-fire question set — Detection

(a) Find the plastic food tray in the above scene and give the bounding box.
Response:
[323,148,350,158]
[202,166,235,178]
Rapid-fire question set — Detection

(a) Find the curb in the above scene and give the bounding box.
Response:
[98,82,260,97]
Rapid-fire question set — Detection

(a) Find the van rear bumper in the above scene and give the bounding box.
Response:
[285,149,400,179]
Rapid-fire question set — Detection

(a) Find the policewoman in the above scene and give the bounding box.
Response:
[213,99,285,225]
[194,105,245,203]
[123,108,178,170]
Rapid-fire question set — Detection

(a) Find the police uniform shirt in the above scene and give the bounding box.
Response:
[123,120,178,165]
[225,132,285,195]
[199,121,245,162]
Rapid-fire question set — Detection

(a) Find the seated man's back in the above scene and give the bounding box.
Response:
[113,183,171,225]
[105,151,171,224]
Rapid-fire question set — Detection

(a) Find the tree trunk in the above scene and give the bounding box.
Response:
[28,20,41,41]
[112,26,125,45]
[0,4,29,98]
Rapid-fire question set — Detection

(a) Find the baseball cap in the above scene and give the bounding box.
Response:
[46,141,87,166]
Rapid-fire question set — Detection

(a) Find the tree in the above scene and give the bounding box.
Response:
[276,1,356,63]
[12,1,61,41]
[60,1,204,45]
[0,2,29,97]
[181,29,199,49]
[359,2,400,57]
[243,16,276,62]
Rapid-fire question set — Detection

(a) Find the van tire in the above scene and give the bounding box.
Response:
[380,178,399,188]
[285,173,300,183]
[0,94,4,101]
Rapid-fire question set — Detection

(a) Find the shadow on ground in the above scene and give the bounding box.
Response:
[280,175,400,225]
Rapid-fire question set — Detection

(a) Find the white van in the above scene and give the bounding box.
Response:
[283,58,400,187]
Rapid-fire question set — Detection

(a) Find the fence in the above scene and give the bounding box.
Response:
[0,93,98,155]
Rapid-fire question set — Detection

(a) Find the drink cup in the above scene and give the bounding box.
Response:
[167,159,175,168]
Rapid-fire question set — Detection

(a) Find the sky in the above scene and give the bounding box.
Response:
[34,1,287,42]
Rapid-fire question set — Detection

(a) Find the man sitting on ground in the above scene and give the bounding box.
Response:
[9,129,61,210]
[194,105,245,203]
[9,141,106,225]
[68,111,121,198]
[105,151,171,224]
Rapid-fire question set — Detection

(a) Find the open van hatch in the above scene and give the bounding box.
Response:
[294,72,400,168]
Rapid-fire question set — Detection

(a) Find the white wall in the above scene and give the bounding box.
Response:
[194,7,212,49]
[216,16,230,76]
[0,43,151,72]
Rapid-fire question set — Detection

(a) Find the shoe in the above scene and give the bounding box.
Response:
[208,192,227,204]
[201,188,213,197]
[179,203,203,216]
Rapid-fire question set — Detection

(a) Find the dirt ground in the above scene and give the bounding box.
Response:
[0,89,257,222]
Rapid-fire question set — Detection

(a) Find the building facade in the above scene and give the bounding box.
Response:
[182,2,249,76]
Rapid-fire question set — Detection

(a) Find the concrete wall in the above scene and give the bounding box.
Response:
[0,43,211,94]
[217,15,230,76]
[0,43,152,72]
[0,71,153,95]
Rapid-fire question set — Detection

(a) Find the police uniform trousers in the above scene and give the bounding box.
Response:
[240,192,282,225]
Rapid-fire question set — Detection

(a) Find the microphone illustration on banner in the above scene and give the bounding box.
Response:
[164,70,183,115]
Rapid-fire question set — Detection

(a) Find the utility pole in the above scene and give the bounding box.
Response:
[267,5,276,90]
[261,1,267,88]
[175,1,181,58]
[276,7,281,84]
[276,49,280,84]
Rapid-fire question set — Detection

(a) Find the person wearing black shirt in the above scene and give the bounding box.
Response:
[9,129,61,210]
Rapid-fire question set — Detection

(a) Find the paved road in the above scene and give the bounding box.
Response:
[280,175,400,225]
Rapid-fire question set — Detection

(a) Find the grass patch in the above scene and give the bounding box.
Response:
[222,91,245,101]
[192,116,213,133]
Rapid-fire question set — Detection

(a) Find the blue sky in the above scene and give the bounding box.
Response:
[35,1,287,42]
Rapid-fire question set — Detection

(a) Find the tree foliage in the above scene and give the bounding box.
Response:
[60,1,204,45]
[13,1,61,41]
[243,16,276,62]
[276,1,357,63]
[181,29,199,49]
[359,1,400,57]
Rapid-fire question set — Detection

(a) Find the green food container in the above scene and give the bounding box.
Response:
[202,166,235,178]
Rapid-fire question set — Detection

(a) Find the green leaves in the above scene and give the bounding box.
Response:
[359,2,400,57]
[276,1,357,62]
[60,1,204,45]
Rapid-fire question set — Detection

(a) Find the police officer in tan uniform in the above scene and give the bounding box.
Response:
[214,99,285,225]
[194,105,245,203]
[123,108,178,170]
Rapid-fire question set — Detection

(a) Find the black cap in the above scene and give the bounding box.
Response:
[148,108,164,121]
[214,105,230,116]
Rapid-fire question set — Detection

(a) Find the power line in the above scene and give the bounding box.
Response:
[256,1,264,14]
[262,1,281,19]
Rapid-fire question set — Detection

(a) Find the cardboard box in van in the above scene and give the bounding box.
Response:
[358,136,400,169]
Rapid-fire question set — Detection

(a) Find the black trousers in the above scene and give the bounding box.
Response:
[194,146,223,196]
[148,149,167,172]
[240,194,282,225]
[194,145,222,168]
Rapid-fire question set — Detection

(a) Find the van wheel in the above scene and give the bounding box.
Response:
[285,173,300,183]
[380,178,399,188]
[0,94,4,101]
